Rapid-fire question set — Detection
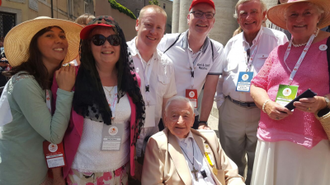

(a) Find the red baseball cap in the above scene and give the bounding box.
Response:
[189,0,215,11]
[80,15,117,39]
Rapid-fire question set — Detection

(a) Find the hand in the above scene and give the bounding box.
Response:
[52,177,66,185]
[55,65,76,92]
[133,160,142,181]
[198,123,211,130]
[294,96,327,113]
[264,100,292,120]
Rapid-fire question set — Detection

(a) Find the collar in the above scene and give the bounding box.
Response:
[176,131,194,145]
[128,37,160,62]
[241,26,264,47]
[181,30,210,54]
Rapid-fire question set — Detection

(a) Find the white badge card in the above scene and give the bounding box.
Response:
[144,105,156,128]
[186,89,198,108]
[275,84,298,107]
[236,72,254,92]
[101,124,124,151]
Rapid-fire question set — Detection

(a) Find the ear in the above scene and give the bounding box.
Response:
[262,10,267,20]
[163,112,168,127]
[135,19,140,32]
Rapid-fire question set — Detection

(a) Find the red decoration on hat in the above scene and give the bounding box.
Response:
[189,0,215,11]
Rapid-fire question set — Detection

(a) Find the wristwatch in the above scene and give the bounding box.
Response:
[324,96,330,108]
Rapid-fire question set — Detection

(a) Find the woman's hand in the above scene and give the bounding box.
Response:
[264,100,292,120]
[294,96,327,113]
[55,65,76,92]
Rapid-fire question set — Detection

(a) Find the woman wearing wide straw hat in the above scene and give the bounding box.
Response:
[0,17,82,184]
[249,0,330,184]
[51,16,145,184]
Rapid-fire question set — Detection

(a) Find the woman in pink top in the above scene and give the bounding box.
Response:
[52,16,145,185]
[250,0,330,184]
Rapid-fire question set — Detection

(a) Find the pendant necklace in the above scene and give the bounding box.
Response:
[180,143,199,181]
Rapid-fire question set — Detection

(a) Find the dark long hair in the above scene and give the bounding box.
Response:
[5,26,63,89]
[72,16,145,144]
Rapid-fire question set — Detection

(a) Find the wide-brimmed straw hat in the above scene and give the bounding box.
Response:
[4,16,82,67]
[267,0,330,30]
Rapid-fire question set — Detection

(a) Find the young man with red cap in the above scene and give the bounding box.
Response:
[158,0,222,130]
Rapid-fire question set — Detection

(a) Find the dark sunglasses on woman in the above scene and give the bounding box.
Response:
[91,34,120,46]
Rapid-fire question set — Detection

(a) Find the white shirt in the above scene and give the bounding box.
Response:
[158,30,223,102]
[127,38,177,156]
[72,93,131,172]
[215,27,288,108]
[177,132,216,185]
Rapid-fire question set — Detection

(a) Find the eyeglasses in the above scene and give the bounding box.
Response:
[190,11,215,19]
[91,34,120,46]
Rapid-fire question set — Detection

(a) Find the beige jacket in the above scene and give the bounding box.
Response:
[141,128,245,185]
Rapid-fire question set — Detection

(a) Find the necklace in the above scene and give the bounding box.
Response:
[104,86,115,98]
[180,142,199,181]
[292,28,320,47]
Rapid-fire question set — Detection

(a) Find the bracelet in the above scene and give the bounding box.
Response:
[262,99,271,113]
[199,121,208,126]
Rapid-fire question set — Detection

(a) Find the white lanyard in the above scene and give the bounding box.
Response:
[187,50,201,89]
[46,90,51,113]
[245,31,261,72]
[283,29,318,84]
[140,54,155,105]
[104,86,118,119]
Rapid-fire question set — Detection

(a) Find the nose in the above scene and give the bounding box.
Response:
[177,115,184,124]
[150,27,156,34]
[54,35,64,43]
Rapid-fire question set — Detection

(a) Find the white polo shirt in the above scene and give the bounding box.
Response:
[158,30,223,100]
[215,27,288,108]
[127,37,177,128]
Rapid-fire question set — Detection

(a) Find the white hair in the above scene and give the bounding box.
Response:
[233,0,267,18]
[164,96,194,113]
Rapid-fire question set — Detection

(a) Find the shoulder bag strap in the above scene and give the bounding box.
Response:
[164,33,182,54]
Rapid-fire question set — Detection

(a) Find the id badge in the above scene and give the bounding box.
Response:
[101,124,124,151]
[144,105,156,128]
[186,89,198,108]
[275,84,298,106]
[236,72,253,92]
[43,141,65,168]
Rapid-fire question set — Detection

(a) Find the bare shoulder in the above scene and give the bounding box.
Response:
[315,30,330,43]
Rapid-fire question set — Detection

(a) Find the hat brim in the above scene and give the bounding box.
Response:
[267,0,330,30]
[80,23,115,39]
[4,18,82,67]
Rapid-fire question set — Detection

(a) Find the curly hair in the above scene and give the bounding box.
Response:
[72,16,145,144]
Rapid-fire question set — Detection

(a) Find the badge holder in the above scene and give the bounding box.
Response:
[101,124,124,151]
[275,84,298,107]
[43,141,65,168]
[186,89,198,108]
[236,72,253,92]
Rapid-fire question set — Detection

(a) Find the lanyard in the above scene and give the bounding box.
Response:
[245,30,261,72]
[104,86,118,119]
[139,54,155,105]
[283,28,318,84]
[46,90,51,113]
[187,50,201,89]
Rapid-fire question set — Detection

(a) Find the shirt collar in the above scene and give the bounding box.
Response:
[128,36,160,62]
[242,26,264,47]
[176,131,194,145]
[181,30,210,54]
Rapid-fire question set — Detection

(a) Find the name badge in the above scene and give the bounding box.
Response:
[43,141,65,169]
[101,124,124,151]
[236,72,253,92]
[144,105,156,128]
[275,84,298,106]
[186,89,198,108]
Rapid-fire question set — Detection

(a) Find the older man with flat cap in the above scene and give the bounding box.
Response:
[142,96,245,185]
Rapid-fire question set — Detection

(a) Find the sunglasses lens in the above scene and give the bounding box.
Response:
[108,35,120,46]
[92,35,106,46]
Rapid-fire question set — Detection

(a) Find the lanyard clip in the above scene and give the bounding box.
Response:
[145,85,150,92]
[191,71,194,78]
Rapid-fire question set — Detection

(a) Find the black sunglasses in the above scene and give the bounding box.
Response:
[91,34,121,46]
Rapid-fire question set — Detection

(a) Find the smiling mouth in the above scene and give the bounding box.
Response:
[102,51,114,54]
[245,21,256,25]
[147,36,156,41]
[53,48,64,51]
[197,24,208,28]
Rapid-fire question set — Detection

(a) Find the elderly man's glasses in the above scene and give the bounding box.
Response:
[91,34,120,46]
[190,11,215,19]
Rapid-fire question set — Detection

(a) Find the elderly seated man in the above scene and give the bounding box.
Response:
[142,96,245,185]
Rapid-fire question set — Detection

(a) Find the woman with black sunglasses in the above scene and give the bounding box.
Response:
[51,16,145,184]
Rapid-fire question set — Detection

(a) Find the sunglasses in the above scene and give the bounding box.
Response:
[91,34,121,46]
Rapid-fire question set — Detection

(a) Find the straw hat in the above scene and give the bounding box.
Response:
[267,0,330,30]
[4,16,82,67]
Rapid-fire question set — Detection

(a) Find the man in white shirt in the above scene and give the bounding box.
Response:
[127,4,177,181]
[142,96,245,185]
[158,0,223,130]
[215,0,288,184]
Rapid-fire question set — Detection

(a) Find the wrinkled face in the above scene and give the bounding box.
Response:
[90,27,120,67]
[285,2,321,39]
[187,3,215,36]
[164,100,195,139]
[237,0,266,37]
[38,27,68,66]
[135,9,166,50]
